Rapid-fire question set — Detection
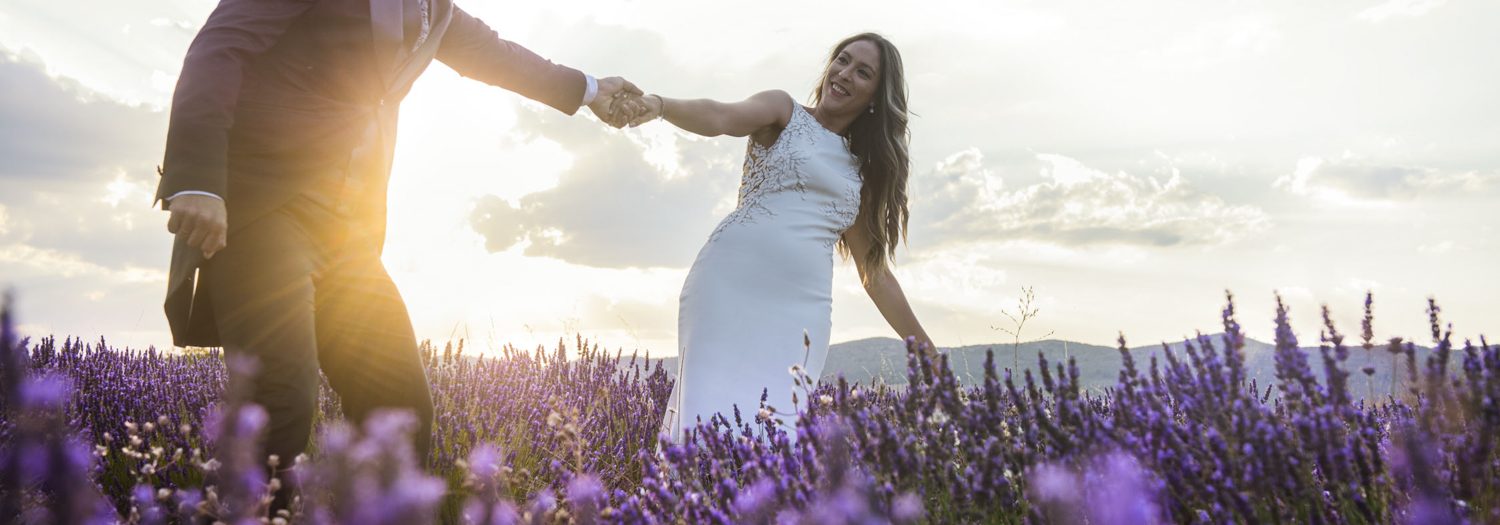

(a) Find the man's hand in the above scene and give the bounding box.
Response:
[588,76,645,128]
[166,194,228,259]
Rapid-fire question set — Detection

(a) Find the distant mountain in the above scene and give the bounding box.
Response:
[635,335,1454,401]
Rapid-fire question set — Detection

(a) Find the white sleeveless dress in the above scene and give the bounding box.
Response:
[660,103,863,441]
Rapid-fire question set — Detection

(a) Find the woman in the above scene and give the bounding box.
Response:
[632,33,935,442]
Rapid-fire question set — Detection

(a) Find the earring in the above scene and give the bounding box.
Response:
[868,104,875,114]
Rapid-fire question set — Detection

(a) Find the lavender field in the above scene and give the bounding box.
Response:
[1,293,1497,524]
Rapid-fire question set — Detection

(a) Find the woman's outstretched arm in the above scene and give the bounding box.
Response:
[842,220,937,354]
[631,90,794,138]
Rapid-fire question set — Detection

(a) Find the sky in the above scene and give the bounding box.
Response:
[1,0,1496,357]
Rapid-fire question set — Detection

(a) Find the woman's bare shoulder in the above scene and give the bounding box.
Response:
[747,90,795,146]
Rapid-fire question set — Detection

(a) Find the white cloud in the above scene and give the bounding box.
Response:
[913,150,1271,250]
[0,243,164,283]
[1358,0,1448,23]
[1041,153,1101,186]
[1272,157,1321,195]
[884,246,1011,315]
[1406,170,1500,193]
[102,168,153,209]
[1274,155,1500,203]
[0,52,164,181]
[0,53,166,267]
[0,0,209,106]
[468,107,738,269]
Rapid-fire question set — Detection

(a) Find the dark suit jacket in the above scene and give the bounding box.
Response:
[158,0,586,347]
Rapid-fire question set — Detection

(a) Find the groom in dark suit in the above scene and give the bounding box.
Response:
[156,0,638,483]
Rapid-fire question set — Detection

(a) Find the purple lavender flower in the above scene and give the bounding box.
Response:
[4,293,1498,523]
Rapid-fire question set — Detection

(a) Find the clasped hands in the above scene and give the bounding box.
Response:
[587,76,662,128]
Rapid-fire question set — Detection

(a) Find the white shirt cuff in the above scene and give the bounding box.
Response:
[581,74,599,106]
[166,191,223,202]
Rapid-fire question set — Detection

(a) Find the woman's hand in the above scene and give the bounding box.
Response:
[627,94,665,127]
[608,92,651,127]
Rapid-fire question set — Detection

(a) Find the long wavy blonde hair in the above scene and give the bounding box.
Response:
[811,33,912,278]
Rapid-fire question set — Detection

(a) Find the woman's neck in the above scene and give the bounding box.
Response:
[809,105,857,136]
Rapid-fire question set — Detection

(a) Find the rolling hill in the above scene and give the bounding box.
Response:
[637,335,1450,401]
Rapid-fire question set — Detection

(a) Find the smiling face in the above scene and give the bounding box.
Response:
[819,39,883,118]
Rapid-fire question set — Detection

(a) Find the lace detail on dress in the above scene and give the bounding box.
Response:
[706,107,821,243]
[823,175,862,248]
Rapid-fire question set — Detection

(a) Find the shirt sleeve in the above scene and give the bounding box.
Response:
[166,191,225,203]
[582,74,598,106]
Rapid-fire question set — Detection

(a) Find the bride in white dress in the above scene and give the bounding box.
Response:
[627,33,936,442]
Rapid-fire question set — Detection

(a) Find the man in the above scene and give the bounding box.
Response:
[156,0,639,492]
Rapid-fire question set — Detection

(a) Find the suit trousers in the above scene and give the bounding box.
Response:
[203,194,434,468]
